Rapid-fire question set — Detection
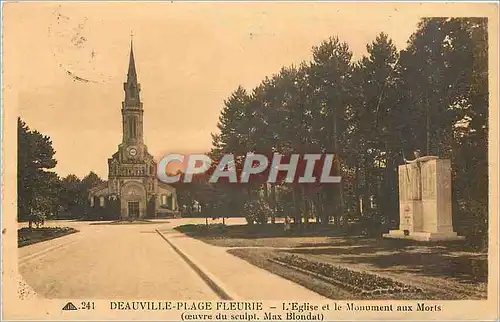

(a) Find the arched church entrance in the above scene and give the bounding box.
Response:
[120,182,147,219]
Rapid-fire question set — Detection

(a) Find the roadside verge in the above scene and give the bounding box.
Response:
[155,229,239,301]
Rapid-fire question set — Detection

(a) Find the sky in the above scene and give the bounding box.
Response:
[4,2,494,179]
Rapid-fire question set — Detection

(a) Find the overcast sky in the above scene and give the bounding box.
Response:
[4,2,495,178]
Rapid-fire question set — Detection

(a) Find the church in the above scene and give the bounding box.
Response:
[88,41,177,220]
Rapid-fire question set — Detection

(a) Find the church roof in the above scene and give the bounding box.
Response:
[88,182,109,195]
[158,182,176,192]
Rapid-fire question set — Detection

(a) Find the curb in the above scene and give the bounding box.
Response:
[155,229,238,301]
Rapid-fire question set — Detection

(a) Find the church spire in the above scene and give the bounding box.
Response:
[123,32,141,107]
[122,33,144,145]
[127,33,137,80]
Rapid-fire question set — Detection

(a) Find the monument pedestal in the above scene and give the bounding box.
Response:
[383,158,464,242]
[383,230,464,241]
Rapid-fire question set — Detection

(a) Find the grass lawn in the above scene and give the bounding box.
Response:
[174,223,351,248]
[18,227,79,247]
[176,223,487,300]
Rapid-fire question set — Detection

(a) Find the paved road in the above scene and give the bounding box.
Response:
[18,219,223,299]
[18,218,326,300]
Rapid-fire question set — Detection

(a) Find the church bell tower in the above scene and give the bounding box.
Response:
[90,36,177,220]
[121,38,144,161]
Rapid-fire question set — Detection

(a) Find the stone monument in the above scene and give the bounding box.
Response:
[383,150,464,241]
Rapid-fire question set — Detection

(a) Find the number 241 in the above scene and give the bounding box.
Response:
[81,302,95,310]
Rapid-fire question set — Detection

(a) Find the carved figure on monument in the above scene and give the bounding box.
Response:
[403,150,438,200]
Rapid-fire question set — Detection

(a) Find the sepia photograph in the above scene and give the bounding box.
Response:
[1,1,498,320]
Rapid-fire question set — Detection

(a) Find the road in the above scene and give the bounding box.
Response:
[18,218,228,299]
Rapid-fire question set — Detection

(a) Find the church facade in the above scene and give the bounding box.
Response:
[88,42,177,220]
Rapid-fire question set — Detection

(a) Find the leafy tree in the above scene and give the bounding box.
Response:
[18,118,58,228]
[309,37,353,226]
[59,174,82,217]
[243,199,273,225]
[348,32,400,222]
[60,172,105,218]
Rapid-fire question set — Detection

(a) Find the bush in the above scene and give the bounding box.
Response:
[455,199,488,251]
[243,199,273,225]
[276,199,297,218]
[30,211,47,228]
[357,211,397,237]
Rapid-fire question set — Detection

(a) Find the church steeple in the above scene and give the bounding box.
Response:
[122,34,144,146]
[123,34,141,107]
[127,38,137,81]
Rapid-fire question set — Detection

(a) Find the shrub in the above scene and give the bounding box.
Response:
[243,199,273,225]
[456,199,488,251]
[31,211,47,228]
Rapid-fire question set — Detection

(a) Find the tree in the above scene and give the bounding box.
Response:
[398,18,488,248]
[348,32,400,222]
[59,174,82,217]
[209,86,255,218]
[309,36,353,226]
[18,118,58,228]
[59,172,105,218]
